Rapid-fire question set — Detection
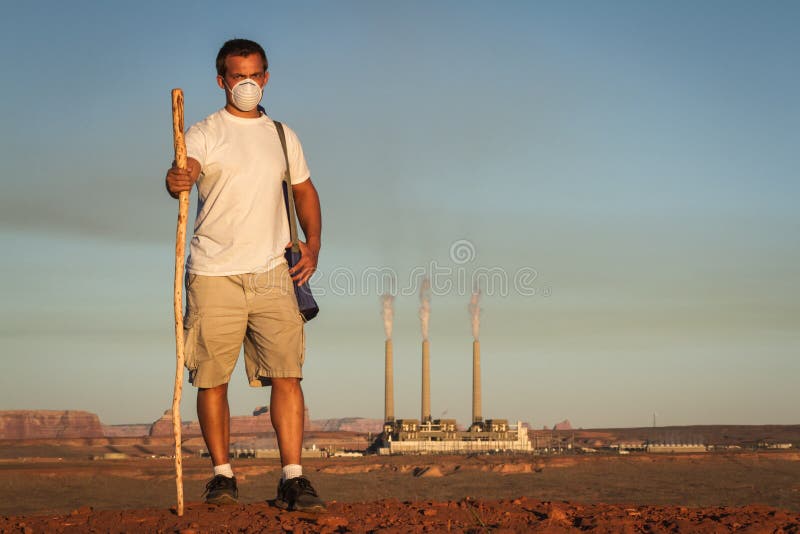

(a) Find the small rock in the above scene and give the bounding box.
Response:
[548,505,568,522]
[422,509,437,516]
[316,515,349,528]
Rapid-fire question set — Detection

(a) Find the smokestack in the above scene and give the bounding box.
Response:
[385,339,394,422]
[419,278,432,423]
[380,293,395,423]
[472,340,482,423]
[421,340,431,423]
[469,290,482,425]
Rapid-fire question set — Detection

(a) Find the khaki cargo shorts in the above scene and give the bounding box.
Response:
[183,262,305,388]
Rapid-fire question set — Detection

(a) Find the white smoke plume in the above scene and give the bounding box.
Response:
[380,293,394,340]
[419,277,431,341]
[468,289,481,340]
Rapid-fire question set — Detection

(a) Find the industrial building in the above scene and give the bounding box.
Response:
[376,295,532,454]
[378,417,531,454]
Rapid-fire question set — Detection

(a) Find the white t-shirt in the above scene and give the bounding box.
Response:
[184,109,310,276]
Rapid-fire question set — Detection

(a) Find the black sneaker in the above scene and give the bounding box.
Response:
[274,476,326,512]
[203,475,238,505]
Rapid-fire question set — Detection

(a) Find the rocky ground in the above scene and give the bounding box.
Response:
[2,497,799,533]
[1,449,799,532]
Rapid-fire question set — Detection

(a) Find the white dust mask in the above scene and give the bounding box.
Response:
[226,78,263,112]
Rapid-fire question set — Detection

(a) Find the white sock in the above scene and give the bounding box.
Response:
[213,463,234,478]
[282,464,302,481]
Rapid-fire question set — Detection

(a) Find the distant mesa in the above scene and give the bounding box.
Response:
[311,417,383,433]
[147,407,312,437]
[0,410,104,440]
[102,423,151,438]
[0,408,371,440]
[553,420,573,431]
[147,411,201,437]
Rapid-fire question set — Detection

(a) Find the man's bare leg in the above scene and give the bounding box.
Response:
[197,383,230,467]
[271,378,325,511]
[270,378,304,466]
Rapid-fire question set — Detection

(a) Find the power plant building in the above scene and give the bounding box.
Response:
[378,418,532,455]
[378,294,532,454]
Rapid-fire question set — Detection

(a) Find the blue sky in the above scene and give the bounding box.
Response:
[1,1,797,428]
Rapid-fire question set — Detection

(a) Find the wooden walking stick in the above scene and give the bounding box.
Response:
[171,88,189,517]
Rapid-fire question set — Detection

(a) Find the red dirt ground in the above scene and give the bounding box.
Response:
[2,497,799,533]
[2,439,799,533]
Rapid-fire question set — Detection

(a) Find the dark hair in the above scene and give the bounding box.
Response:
[216,39,268,77]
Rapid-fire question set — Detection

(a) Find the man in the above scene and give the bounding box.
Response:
[165,38,324,512]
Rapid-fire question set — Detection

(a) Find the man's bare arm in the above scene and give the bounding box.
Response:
[288,178,321,285]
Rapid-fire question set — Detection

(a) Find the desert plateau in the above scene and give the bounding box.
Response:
[1,417,799,532]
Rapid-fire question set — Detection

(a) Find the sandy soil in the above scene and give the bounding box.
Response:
[2,451,799,532]
[2,497,799,533]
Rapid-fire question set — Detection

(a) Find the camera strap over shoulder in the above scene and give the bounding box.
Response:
[274,120,300,254]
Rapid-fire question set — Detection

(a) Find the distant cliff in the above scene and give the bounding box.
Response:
[147,406,311,437]
[311,417,383,433]
[101,424,152,438]
[1,409,375,440]
[0,410,104,439]
[553,419,573,431]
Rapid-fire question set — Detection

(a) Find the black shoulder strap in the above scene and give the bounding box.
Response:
[275,121,300,253]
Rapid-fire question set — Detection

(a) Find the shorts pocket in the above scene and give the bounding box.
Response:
[185,272,198,290]
[298,313,306,366]
[183,311,200,371]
